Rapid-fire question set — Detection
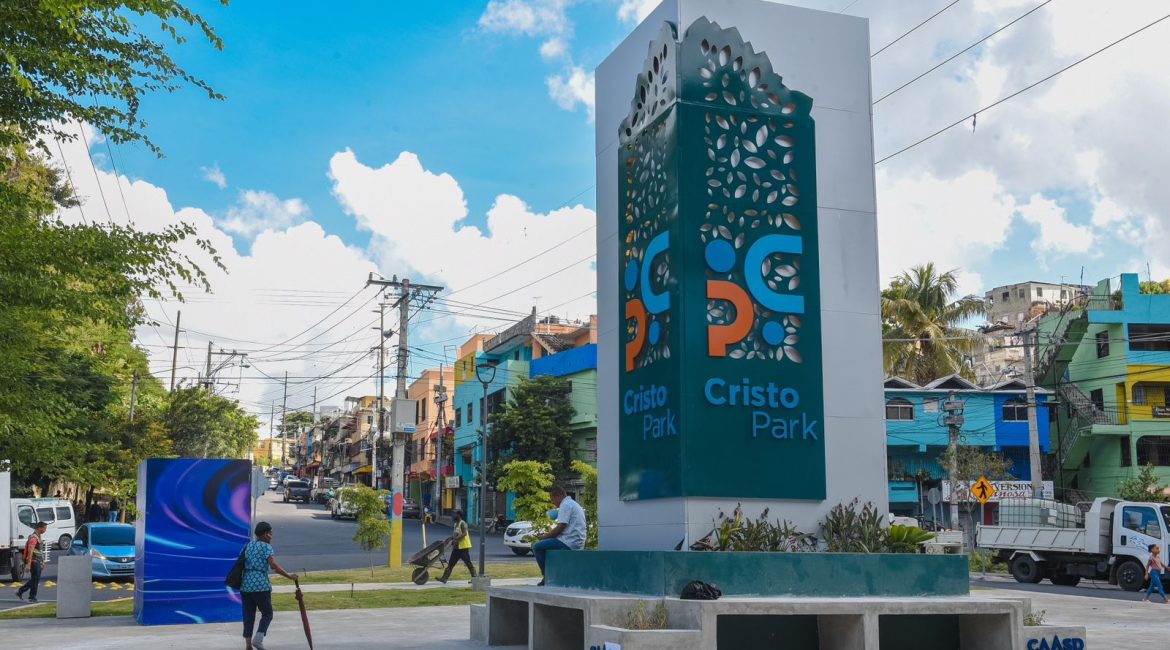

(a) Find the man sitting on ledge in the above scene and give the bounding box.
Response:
[531,485,587,586]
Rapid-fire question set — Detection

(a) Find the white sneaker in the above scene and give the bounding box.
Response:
[253,633,267,650]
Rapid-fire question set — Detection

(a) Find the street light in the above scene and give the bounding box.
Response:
[475,360,497,579]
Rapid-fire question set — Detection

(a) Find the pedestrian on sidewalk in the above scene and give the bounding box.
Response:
[1142,544,1168,603]
[531,485,587,586]
[437,509,476,584]
[241,521,299,650]
[15,521,48,603]
[108,497,121,523]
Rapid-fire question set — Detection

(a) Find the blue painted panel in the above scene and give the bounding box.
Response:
[992,393,1051,450]
[889,481,919,504]
[529,344,597,378]
[134,459,251,626]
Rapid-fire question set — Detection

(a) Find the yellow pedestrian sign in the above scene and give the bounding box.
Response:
[973,476,996,505]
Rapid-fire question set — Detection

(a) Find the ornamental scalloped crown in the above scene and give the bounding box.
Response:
[619,17,814,144]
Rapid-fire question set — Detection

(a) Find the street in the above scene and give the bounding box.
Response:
[0,490,528,612]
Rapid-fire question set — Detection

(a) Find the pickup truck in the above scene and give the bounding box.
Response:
[283,480,311,503]
[978,497,1169,591]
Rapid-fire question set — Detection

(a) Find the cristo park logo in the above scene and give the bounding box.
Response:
[624,231,671,372]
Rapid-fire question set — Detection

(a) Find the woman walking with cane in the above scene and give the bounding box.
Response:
[241,521,298,649]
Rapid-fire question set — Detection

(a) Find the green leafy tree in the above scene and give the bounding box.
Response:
[570,459,598,549]
[340,485,390,573]
[0,0,227,154]
[881,264,986,385]
[281,410,315,435]
[1117,464,1168,503]
[487,376,576,483]
[496,460,555,534]
[1140,280,1170,295]
[164,387,259,459]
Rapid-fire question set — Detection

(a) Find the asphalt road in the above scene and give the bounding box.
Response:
[972,573,1147,602]
[0,489,528,612]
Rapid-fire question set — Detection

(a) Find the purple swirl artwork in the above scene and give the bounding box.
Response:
[134,458,251,625]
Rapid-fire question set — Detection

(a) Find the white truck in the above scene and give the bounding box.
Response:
[1,472,42,581]
[977,497,1168,591]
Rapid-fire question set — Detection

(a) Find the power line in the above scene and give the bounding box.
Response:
[874,0,1054,105]
[443,224,595,300]
[75,119,116,225]
[876,11,1170,165]
[871,0,962,58]
[49,124,87,225]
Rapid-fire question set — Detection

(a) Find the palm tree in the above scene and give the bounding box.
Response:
[881,264,986,385]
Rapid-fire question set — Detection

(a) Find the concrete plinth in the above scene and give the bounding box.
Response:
[482,585,1029,650]
[471,575,493,592]
[56,555,93,619]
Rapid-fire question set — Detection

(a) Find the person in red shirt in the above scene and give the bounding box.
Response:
[16,521,48,603]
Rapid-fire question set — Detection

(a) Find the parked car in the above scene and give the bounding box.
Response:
[31,499,77,550]
[330,492,356,519]
[503,521,533,556]
[267,477,278,490]
[283,480,311,503]
[68,523,135,579]
[401,498,420,519]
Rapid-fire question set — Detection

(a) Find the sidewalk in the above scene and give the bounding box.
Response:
[0,605,513,650]
[981,586,1168,649]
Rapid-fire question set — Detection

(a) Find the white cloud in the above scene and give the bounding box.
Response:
[479,0,570,37]
[547,66,595,118]
[540,37,568,61]
[617,0,661,24]
[327,149,598,324]
[876,168,1017,286]
[218,190,310,237]
[1017,194,1094,257]
[201,164,227,189]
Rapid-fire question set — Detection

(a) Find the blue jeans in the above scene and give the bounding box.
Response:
[532,538,570,575]
[1147,571,1166,600]
[17,561,42,599]
[108,510,119,522]
[242,590,273,638]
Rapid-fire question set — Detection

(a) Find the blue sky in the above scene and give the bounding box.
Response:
[50,0,1170,417]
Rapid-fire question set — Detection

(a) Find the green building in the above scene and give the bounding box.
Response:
[1036,273,1170,499]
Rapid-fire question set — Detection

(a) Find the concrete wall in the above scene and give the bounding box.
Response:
[596,0,885,549]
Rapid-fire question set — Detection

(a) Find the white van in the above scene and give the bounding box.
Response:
[27,499,77,550]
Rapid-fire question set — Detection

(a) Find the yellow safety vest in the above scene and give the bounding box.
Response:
[456,520,472,550]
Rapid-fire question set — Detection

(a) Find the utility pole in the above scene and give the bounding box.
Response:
[434,366,447,519]
[204,340,213,391]
[374,302,386,493]
[129,371,138,422]
[312,386,318,423]
[943,392,965,529]
[281,371,288,468]
[365,273,443,568]
[169,310,182,391]
[1022,327,1044,498]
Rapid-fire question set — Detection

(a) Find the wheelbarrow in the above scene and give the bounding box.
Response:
[408,536,454,585]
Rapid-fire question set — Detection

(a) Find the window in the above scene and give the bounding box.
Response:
[1090,388,1105,411]
[1061,289,1068,299]
[1002,398,1028,422]
[55,506,71,521]
[1036,287,1044,297]
[91,526,135,546]
[76,525,89,546]
[1001,291,1010,302]
[1018,289,1025,299]
[455,407,462,428]
[35,507,55,523]
[1096,331,1109,358]
[514,350,520,361]
[1134,385,1147,406]
[467,403,474,425]
[885,398,914,421]
[17,506,35,527]
[421,399,427,422]
[1138,436,1170,467]
[1121,506,1162,539]
[366,415,373,426]
[1129,324,1170,352]
[1121,436,1132,467]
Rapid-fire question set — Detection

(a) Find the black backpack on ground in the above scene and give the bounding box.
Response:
[680,580,722,600]
[225,545,247,591]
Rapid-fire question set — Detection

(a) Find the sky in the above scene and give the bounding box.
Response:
[45,0,1170,431]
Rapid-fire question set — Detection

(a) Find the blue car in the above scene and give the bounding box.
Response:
[68,523,136,580]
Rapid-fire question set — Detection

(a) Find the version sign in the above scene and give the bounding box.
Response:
[617,18,825,502]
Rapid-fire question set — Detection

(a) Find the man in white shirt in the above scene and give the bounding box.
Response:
[531,485,587,586]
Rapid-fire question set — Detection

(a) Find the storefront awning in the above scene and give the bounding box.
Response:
[353,464,372,475]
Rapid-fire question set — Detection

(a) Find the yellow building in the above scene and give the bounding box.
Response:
[251,437,290,466]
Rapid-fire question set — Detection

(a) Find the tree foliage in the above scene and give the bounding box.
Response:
[164,387,259,459]
[281,410,314,434]
[1117,464,1168,503]
[1140,280,1170,295]
[487,376,576,483]
[496,460,555,534]
[570,459,598,549]
[881,264,986,385]
[0,0,227,154]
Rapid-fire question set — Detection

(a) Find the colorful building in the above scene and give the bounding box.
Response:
[884,375,1051,526]
[406,367,455,513]
[1037,273,1170,499]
